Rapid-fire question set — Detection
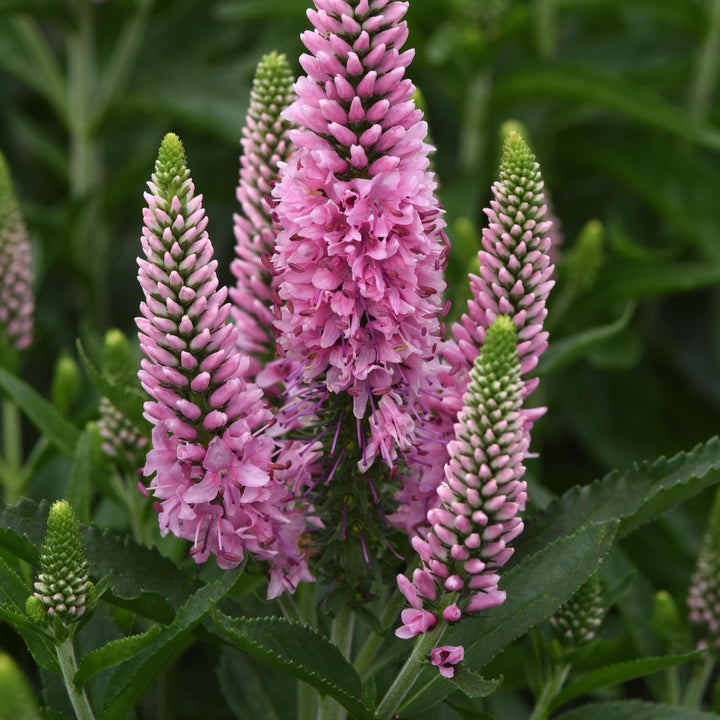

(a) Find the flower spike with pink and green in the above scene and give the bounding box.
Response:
[230,51,296,386]
[136,133,312,597]
[0,150,34,352]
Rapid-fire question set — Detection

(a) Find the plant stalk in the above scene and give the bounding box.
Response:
[374,620,447,720]
[318,605,357,720]
[528,662,570,720]
[56,636,96,720]
[684,654,716,709]
[1,398,23,503]
[690,0,720,121]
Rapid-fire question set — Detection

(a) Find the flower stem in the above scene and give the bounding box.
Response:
[318,606,356,720]
[1,398,23,503]
[354,589,406,677]
[690,0,720,121]
[684,654,716,709]
[56,636,96,720]
[374,621,447,720]
[528,663,570,720]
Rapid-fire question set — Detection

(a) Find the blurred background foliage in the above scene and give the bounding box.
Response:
[2,0,720,715]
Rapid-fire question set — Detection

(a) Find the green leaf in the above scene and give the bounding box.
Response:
[102,571,241,720]
[0,368,79,457]
[213,612,374,720]
[550,650,707,711]
[0,651,43,720]
[216,647,285,720]
[76,340,149,435]
[0,552,30,609]
[494,66,720,151]
[554,700,720,720]
[65,426,94,525]
[73,626,163,691]
[450,667,502,698]
[514,437,720,564]
[539,302,635,375]
[398,521,618,717]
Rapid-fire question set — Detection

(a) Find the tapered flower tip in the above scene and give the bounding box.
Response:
[103,328,135,381]
[502,130,535,172]
[154,133,190,192]
[500,119,528,143]
[257,50,292,80]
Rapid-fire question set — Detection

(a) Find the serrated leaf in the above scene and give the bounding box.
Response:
[399,521,618,717]
[553,700,720,720]
[73,626,162,691]
[550,650,706,711]
[76,340,149,435]
[102,571,241,720]
[450,667,501,698]
[0,368,79,457]
[539,302,635,375]
[0,603,40,633]
[514,437,720,564]
[0,552,30,609]
[213,612,374,720]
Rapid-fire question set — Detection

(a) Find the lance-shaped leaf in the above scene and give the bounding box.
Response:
[0,368,79,457]
[550,650,707,711]
[212,612,374,720]
[513,436,720,564]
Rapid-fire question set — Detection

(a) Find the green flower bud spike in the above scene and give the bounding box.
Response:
[32,500,93,626]
[549,573,605,649]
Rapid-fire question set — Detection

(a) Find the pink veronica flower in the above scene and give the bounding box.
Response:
[429,645,464,679]
[396,316,527,640]
[136,133,310,596]
[271,0,448,470]
[0,151,34,351]
[391,131,554,535]
[230,52,297,387]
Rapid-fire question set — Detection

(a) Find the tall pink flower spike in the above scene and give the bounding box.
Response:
[0,150,34,351]
[396,316,529,665]
[390,131,555,535]
[230,52,297,387]
[271,0,449,471]
[136,133,312,598]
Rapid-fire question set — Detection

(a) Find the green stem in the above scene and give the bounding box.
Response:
[374,621,447,720]
[2,398,23,503]
[684,654,716,709]
[318,606,357,720]
[56,636,96,720]
[354,589,406,677]
[690,0,720,121]
[458,69,491,174]
[534,0,557,59]
[528,663,570,720]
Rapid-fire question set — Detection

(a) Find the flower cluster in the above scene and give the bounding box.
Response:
[271,0,448,470]
[0,150,34,351]
[688,487,720,648]
[396,315,527,638]
[136,133,311,597]
[230,52,296,386]
[26,501,93,625]
[550,573,605,648]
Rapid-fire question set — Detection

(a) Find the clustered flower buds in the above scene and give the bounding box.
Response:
[271,0,448,470]
[688,487,720,648]
[0,150,34,351]
[230,51,296,384]
[550,573,605,648]
[396,315,527,639]
[136,133,311,597]
[97,397,148,469]
[27,501,92,625]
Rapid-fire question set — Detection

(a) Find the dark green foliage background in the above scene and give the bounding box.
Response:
[2,0,720,717]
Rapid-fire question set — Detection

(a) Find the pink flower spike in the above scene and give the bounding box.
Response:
[136,133,311,597]
[429,645,464,679]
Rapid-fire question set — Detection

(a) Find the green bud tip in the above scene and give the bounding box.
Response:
[25,596,48,625]
[502,130,535,169]
[500,119,528,143]
[483,315,518,356]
